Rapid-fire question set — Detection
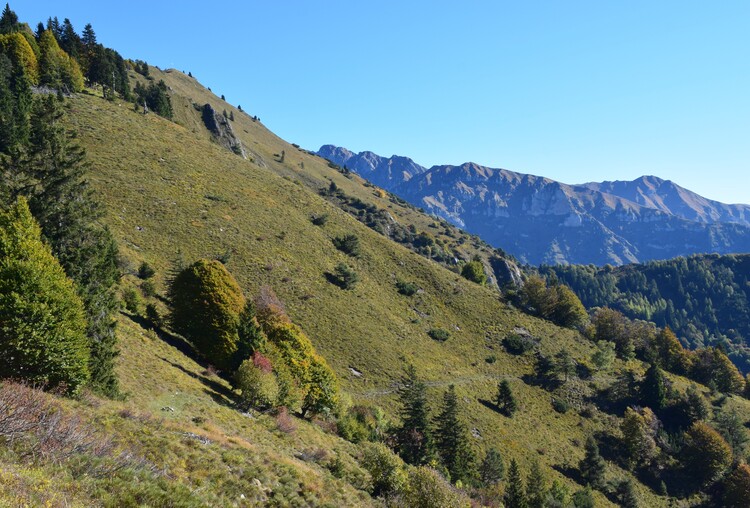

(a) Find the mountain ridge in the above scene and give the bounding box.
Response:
[318,145,750,266]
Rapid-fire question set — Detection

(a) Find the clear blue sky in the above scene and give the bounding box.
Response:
[13,1,750,204]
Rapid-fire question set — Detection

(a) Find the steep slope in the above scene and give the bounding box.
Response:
[56,81,681,505]
[318,146,750,266]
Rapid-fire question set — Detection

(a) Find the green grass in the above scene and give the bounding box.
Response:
[14,70,744,506]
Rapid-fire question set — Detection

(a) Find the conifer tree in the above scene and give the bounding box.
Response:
[395,364,433,465]
[641,363,667,411]
[0,3,18,34]
[684,384,710,423]
[617,478,640,508]
[434,385,475,484]
[2,94,121,396]
[525,459,547,508]
[579,435,606,489]
[0,197,89,392]
[230,301,267,371]
[554,348,577,382]
[504,458,527,508]
[496,379,518,416]
[478,448,504,486]
[714,408,749,455]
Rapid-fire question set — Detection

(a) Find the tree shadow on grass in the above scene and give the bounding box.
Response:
[158,357,238,409]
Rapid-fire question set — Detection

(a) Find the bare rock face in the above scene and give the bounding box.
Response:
[202,104,246,158]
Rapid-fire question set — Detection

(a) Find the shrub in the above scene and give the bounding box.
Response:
[428,328,451,342]
[331,262,359,290]
[360,442,407,497]
[235,356,279,411]
[0,198,89,392]
[551,397,570,414]
[145,304,161,329]
[503,333,537,354]
[137,261,155,279]
[167,259,246,371]
[122,287,141,314]
[460,260,486,285]
[396,280,418,296]
[311,214,329,226]
[140,280,156,298]
[403,466,471,507]
[332,234,361,257]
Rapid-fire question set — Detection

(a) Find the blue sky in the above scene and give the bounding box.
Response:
[13,1,750,204]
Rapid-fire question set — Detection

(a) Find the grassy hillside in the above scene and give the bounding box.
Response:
[2,64,747,506]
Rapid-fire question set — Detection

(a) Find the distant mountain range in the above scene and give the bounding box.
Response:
[317,145,750,265]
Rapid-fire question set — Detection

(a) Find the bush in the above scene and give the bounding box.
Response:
[122,287,141,314]
[551,397,570,414]
[137,261,155,279]
[141,280,156,298]
[503,333,537,355]
[396,280,419,296]
[311,214,329,226]
[235,354,279,411]
[428,328,451,342]
[145,304,161,329]
[460,260,487,285]
[360,442,407,497]
[331,262,359,290]
[403,466,471,507]
[332,234,361,257]
[167,259,246,370]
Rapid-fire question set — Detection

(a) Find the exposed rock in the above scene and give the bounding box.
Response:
[201,103,246,158]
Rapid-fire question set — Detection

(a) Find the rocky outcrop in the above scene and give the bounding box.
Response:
[202,104,246,158]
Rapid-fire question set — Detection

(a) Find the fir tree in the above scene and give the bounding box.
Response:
[525,459,547,508]
[579,435,606,489]
[617,479,640,508]
[478,448,504,486]
[641,363,667,411]
[2,95,121,396]
[505,458,527,508]
[434,385,475,484]
[395,364,433,465]
[230,302,267,371]
[496,379,518,416]
[81,23,96,47]
[0,3,18,34]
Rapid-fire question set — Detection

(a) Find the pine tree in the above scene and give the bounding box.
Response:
[504,459,527,508]
[554,348,577,382]
[496,379,518,416]
[434,385,475,484]
[81,23,96,47]
[395,365,433,465]
[0,197,89,392]
[525,459,547,508]
[579,435,606,489]
[641,363,667,411]
[479,448,504,486]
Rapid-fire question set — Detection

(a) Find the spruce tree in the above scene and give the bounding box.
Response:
[618,479,640,508]
[479,448,504,486]
[525,459,547,508]
[434,385,475,484]
[641,363,667,411]
[496,379,518,416]
[395,364,433,465]
[0,197,89,392]
[505,458,527,508]
[0,3,18,34]
[579,435,606,489]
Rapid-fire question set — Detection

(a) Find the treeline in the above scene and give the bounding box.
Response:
[542,254,750,372]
